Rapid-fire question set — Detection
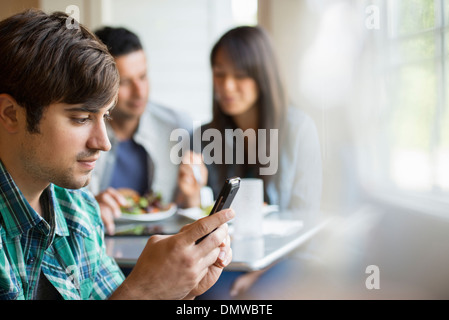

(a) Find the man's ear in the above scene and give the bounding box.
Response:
[0,94,21,133]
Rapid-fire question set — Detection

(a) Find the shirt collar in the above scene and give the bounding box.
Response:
[0,160,69,238]
[49,184,70,237]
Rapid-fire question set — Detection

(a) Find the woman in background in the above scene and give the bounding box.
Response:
[178,26,322,298]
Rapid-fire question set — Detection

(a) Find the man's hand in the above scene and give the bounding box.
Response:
[110,208,234,300]
[95,187,128,235]
[186,234,231,299]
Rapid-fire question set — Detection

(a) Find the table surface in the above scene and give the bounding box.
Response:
[105,211,329,272]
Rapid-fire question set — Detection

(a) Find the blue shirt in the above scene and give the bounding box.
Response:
[109,138,151,195]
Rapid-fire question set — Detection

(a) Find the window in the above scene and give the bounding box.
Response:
[376,0,448,195]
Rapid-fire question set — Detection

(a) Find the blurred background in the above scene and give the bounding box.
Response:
[1,0,449,299]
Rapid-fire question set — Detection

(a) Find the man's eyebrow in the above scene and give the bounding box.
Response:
[64,104,115,114]
[64,106,99,113]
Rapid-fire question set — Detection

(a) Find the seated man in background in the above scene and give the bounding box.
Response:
[91,27,203,234]
[0,9,232,300]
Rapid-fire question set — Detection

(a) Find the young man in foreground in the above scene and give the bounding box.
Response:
[0,9,232,300]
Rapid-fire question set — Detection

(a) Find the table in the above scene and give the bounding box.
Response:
[105,211,329,272]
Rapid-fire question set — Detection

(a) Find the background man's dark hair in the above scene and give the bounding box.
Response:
[94,26,143,57]
[0,9,119,133]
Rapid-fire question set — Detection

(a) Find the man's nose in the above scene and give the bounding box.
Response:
[131,79,147,98]
[87,119,111,152]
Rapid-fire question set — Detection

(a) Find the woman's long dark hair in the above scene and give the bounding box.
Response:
[208,26,287,200]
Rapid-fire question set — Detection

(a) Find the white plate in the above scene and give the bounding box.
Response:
[117,204,177,222]
[177,204,279,221]
[177,207,206,220]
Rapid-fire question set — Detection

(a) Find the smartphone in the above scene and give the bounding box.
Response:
[195,177,241,244]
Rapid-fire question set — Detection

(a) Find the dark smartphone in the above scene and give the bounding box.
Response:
[195,177,240,244]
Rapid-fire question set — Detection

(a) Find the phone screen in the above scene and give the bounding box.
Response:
[195,177,240,244]
[208,177,240,216]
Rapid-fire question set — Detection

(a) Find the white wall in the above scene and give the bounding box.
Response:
[106,0,237,123]
[40,0,237,124]
[40,0,105,30]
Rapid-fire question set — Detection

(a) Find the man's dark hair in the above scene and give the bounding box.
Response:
[0,9,119,133]
[94,26,143,57]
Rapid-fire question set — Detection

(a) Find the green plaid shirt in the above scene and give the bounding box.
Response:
[0,161,124,300]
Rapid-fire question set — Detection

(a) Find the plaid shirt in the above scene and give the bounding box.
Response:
[0,161,124,300]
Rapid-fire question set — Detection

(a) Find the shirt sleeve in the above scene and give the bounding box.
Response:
[90,254,125,300]
[74,188,125,300]
[89,227,125,300]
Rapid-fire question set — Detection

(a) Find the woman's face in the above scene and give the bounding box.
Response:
[212,47,259,118]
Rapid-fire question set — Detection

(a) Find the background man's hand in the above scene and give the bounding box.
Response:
[95,187,128,235]
[177,151,208,208]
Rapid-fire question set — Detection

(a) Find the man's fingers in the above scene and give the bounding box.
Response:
[99,191,123,218]
[213,234,232,267]
[200,237,232,270]
[183,209,235,245]
[96,188,126,235]
[216,246,232,268]
[105,187,128,207]
[181,150,194,164]
[100,206,116,235]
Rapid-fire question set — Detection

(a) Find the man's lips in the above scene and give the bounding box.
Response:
[77,158,99,170]
[128,100,146,108]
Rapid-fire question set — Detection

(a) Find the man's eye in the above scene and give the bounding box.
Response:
[73,117,89,124]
